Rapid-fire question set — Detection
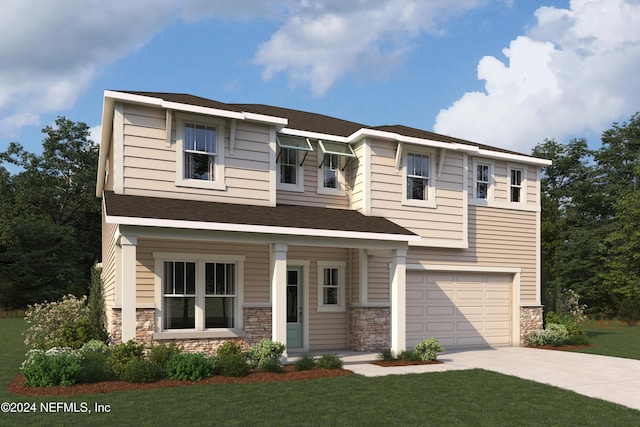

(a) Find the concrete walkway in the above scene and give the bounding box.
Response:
[341,347,640,411]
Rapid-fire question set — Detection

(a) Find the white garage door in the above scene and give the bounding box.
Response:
[407,271,513,349]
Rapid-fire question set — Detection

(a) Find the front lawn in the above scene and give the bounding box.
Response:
[1,318,639,426]
[573,319,640,360]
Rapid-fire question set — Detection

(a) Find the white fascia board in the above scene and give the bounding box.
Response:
[243,112,288,129]
[475,148,552,166]
[349,128,457,150]
[161,101,245,120]
[105,214,421,243]
[280,127,349,143]
[96,95,116,197]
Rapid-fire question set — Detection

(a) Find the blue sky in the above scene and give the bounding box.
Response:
[1,0,639,158]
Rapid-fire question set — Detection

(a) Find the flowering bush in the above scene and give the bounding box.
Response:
[21,347,83,387]
[23,294,93,350]
[562,289,587,322]
[245,339,286,370]
[525,323,569,347]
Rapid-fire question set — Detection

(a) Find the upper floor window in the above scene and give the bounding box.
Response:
[176,114,225,190]
[508,163,527,204]
[184,123,216,181]
[317,140,355,195]
[277,135,312,192]
[280,148,298,185]
[406,152,430,200]
[401,149,436,208]
[473,160,493,200]
[510,168,523,202]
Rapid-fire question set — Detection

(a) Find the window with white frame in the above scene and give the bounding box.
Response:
[280,147,298,185]
[406,152,430,200]
[322,153,339,190]
[402,150,436,207]
[176,115,225,190]
[317,261,345,312]
[157,254,244,332]
[474,161,492,199]
[510,168,523,202]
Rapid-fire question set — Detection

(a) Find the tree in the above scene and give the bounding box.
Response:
[0,117,100,310]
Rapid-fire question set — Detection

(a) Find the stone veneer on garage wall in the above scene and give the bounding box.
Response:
[520,306,543,345]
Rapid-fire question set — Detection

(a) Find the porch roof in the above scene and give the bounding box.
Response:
[103,191,418,242]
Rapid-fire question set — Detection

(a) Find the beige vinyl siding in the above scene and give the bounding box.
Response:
[135,239,271,305]
[118,103,272,205]
[407,206,538,304]
[276,142,351,209]
[289,245,350,351]
[350,141,365,212]
[369,139,465,244]
[367,255,391,303]
[101,217,118,308]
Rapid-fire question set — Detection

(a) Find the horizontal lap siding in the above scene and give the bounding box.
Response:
[408,206,538,304]
[276,144,351,209]
[101,218,118,308]
[290,246,350,351]
[369,140,465,245]
[120,104,271,205]
[135,239,270,305]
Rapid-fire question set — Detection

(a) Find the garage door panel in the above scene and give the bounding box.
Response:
[407,271,513,349]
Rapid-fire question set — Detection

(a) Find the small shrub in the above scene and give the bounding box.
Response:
[545,323,569,346]
[21,348,82,387]
[246,339,286,369]
[166,352,214,381]
[259,357,284,373]
[415,338,445,361]
[399,350,422,362]
[81,340,111,356]
[120,359,164,383]
[108,340,145,378]
[525,330,547,347]
[315,354,343,370]
[294,354,316,371]
[216,341,244,357]
[148,342,182,371]
[216,353,250,377]
[378,348,395,361]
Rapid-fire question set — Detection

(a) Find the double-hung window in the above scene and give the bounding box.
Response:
[155,253,244,334]
[322,153,339,190]
[276,135,312,192]
[406,152,430,200]
[402,150,435,207]
[176,115,225,190]
[508,164,527,204]
[280,147,298,185]
[473,160,493,200]
[317,261,346,312]
[184,123,216,181]
[317,140,355,195]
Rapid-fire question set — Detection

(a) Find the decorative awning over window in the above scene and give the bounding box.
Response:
[276,134,313,165]
[318,140,356,170]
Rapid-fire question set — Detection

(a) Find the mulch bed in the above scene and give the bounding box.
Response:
[7,365,353,397]
[529,344,597,351]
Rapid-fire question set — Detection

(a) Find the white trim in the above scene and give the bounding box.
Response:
[153,252,245,334]
[507,162,528,205]
[288,260,310,351]
[229,119,236,155]
[359,249,368,305]
[280,127,349,143]
[471,158,494,201]
[535,166,542,305]
[407,263,521,274]
[106,214,420,243]
[268,126,277,206]
[462,153,469,247]
[317,151,346,196]
[409,238,469,249]
[363,139,371,216]
[276,145,305,193]
[317,261,347,312]
[113,103,124,194]
[165,109,173,148]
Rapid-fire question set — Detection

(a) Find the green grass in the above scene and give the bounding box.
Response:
[2,319,639,426]
[572,319,640,360]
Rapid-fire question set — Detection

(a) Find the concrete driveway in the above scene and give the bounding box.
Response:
[346,347,640,411]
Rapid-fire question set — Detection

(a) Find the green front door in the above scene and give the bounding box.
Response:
[286,267,303,349]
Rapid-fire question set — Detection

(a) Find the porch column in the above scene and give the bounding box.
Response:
[270,243,288,350]
[119,235,137,342]
[390,248,407,356]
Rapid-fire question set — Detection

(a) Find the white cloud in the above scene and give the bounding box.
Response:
[434,0,640,153]
[0,0,179,138]
[254,0,488,95]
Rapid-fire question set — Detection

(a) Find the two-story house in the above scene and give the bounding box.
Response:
[96,90,550,356]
